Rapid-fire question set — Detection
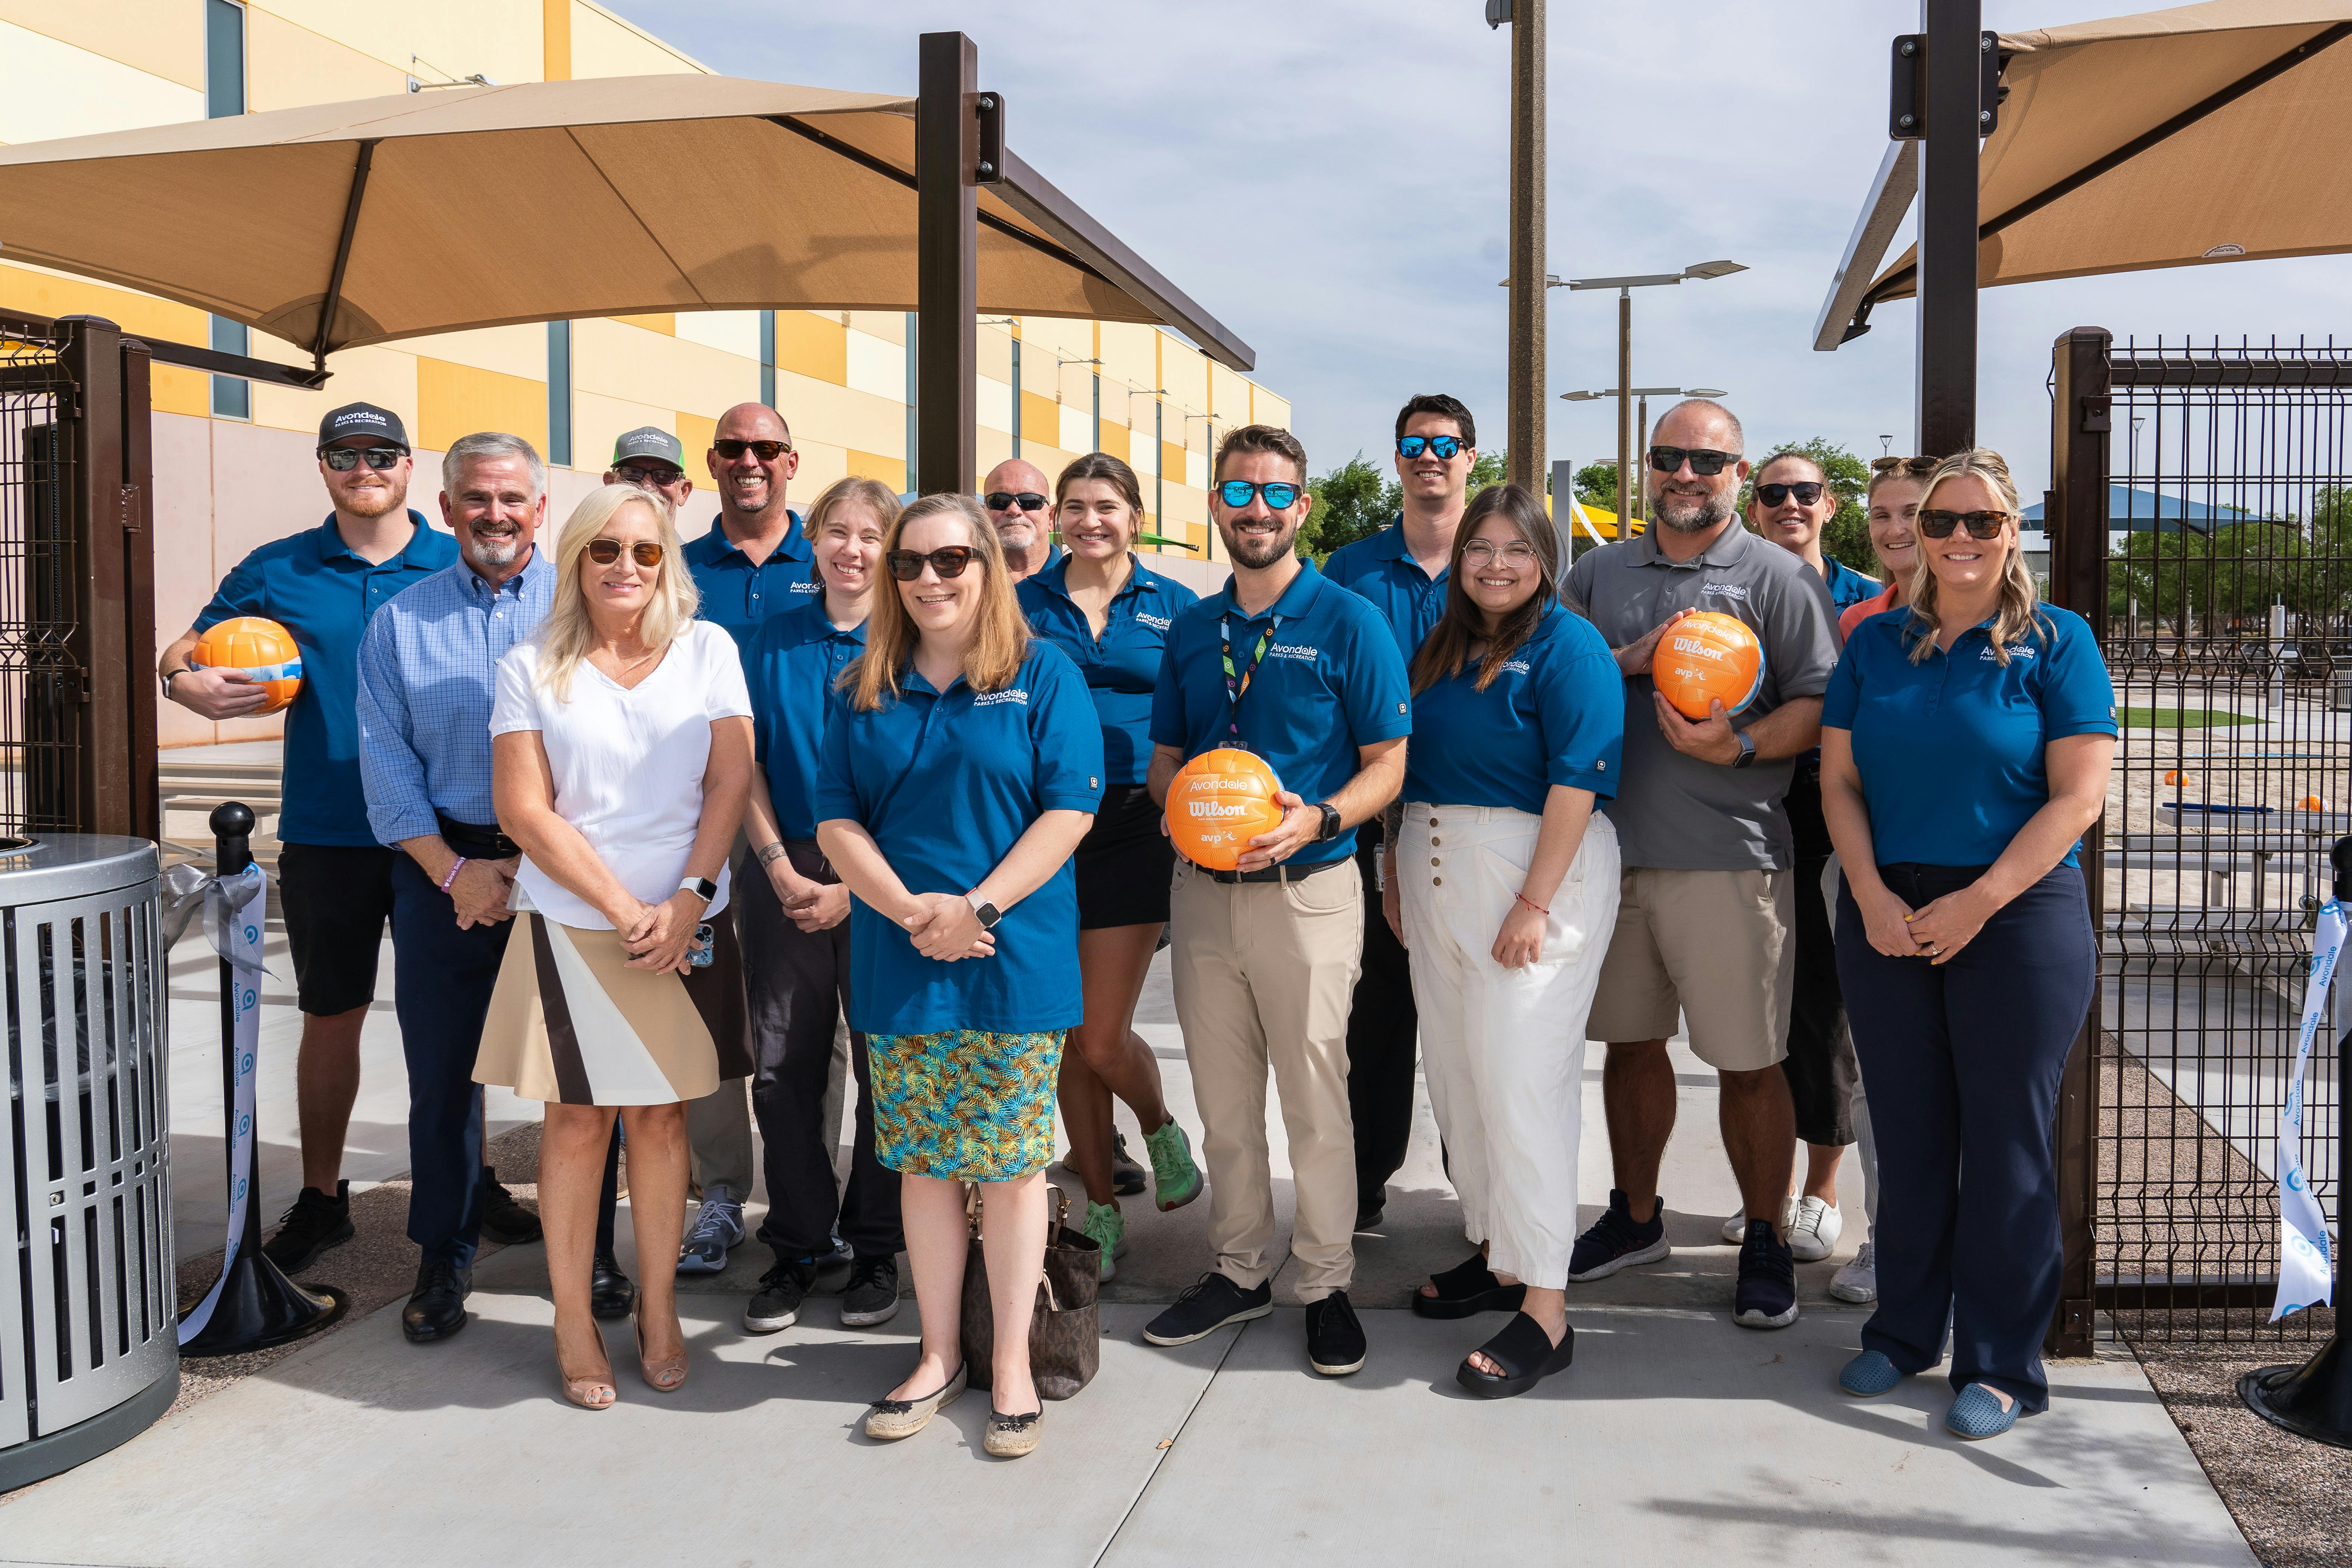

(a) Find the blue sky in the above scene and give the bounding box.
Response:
[611,0,2352,498]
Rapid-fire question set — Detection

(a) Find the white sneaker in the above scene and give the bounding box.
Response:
[1787,1196,1842,1261]
[1721,1196,1797,1245]
[1830,1241,1877,1302]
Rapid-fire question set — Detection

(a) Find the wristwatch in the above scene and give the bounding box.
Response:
[1731,730,1757,770]
[679,877,719,904]
[966,892,1002,930]
[1312,802,1343,843]
[161,667,191,697]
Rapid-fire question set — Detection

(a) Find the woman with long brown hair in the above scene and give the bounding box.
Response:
[815,493,1104,1459]
[1383,483,1624,1399]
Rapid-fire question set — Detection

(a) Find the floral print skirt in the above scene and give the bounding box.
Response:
[868,1029,1067,1181]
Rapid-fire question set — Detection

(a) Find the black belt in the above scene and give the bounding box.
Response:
[437,813,519,860]
[1203,862,1321,885]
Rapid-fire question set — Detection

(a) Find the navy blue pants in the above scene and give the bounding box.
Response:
[389,854,512,1269]
[1836,863,2094,1412]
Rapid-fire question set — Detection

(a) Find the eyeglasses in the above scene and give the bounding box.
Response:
[887,546,979,581]
[1217,479,1303,510]
[321,446,404,471]
[616,462,686,488]
[713,438,791,460]
[1461,540,1537,566]
[983,491,1048,513]
[1397,435,1465,461]
[1754,481,1826,508]
[1647,446,1739,477]
[1870,454,1939,475]
[1917,509,2014,540]
[585,538,665,567]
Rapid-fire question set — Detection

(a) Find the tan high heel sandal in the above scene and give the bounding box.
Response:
[633,1303,688,1392]
[555,1326,617,1411]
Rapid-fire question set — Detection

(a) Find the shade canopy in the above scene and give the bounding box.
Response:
[0,73,1252,370]
[1819,1,2352,347]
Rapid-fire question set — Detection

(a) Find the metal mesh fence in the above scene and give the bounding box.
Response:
[0,321,82,840]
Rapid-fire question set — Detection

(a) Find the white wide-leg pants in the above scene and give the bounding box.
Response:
[1399,804,1620,1289]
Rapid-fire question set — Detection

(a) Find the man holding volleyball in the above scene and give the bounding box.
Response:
[1141,424,1410,1378]
[1558,399,1838,1331]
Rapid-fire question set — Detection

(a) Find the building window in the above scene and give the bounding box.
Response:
[903,311,918,494]
[1009,338,1021,457]
[1091,373,1101,455]
[547,321,572,466]
[210,315,250,419]
[759,310,777,408]
[1154,399,1164,532]
[206,0,245,119]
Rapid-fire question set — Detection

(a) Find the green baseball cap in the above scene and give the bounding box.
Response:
[610,426,685,472]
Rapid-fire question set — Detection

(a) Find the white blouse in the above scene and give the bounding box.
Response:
[490,618,752,930]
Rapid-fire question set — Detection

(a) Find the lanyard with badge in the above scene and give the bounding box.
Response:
[1219,610,1281,747]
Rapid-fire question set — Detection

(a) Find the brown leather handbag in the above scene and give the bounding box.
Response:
[959,1184,1101,1401]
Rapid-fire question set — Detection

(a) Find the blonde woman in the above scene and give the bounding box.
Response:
[1819,449,2115,1439]
[1840,456,1936,641]
[815,494,1102,1459]
[482,484,756,1409]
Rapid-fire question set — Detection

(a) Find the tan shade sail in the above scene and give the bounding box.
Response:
[0,74,1250,369]
[1850,1,2352,314]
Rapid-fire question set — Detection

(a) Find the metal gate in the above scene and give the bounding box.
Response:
[2048,329,2351,1346]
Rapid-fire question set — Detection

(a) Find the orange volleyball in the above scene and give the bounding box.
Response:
[1654,610,1765,721]
[2163,770,2183,785]
[191,616,304,716]
[1166,748,1287,872]
[2301,795,2329,812]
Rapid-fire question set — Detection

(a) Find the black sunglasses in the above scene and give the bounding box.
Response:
[321,446,404,471]
[713,438,791,460]
[1648,446,1739,477]
[983,491,1049,512]
[887,546,980,581]
[586,538,665,567]
[1397,435,1465,461]
[1755,481,1825,507]
[1870,454,1939,475]
[1917,509,2014,540]
[1218,479,1303,510]
[616,460,686,487]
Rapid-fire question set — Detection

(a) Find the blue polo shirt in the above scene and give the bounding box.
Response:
[1016,553,1200,786]
[744,594,867,841]
[1402,606,1622,814]
[814,641,1105,1036]
[196,512,457,847]
[1324,517,1449,671]
[1149,558,1413,869]
[1822,605,2115,868]
[684,511,815,650]
[1823,556,1881,614]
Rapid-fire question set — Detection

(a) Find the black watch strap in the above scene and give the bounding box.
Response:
[1314,802,1343,842]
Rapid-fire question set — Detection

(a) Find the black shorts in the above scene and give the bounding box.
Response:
[1075,784,1175,930]
[277,842,399,1016]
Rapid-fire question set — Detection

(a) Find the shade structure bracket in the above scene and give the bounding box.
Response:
[310,139,378,374]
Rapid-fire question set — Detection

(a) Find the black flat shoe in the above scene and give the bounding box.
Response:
[403,1257,472,1343]
[1413,1251,1528,1320]
[1456,1311,1574,1400]
[479,1179,543,1245]
[590,1250,637,1321]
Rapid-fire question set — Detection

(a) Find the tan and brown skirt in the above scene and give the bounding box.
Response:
[475,911,751,1106]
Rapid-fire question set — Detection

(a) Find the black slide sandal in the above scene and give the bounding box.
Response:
[1414,1252,1529,1320]
[1456,1312,1574,1399]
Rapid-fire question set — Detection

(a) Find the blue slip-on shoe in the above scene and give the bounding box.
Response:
[1567,1189,1672,1282]
[675,1184,745,1275]
[1946,1383,2021,1440]
[1839,1350,1905,1397]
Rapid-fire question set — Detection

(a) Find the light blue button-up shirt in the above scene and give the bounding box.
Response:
[357,548,556,846]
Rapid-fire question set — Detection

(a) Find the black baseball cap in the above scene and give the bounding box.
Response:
[316,403,409,452]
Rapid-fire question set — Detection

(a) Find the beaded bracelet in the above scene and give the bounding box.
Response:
[1515,891,1549,916]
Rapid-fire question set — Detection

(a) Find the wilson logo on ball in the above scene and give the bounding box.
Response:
[1167,748,1286,871]
[191,616,304,715]
[1654,610,1764,720]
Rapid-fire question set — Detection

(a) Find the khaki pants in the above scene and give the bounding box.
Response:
[1169,857,1363,1301]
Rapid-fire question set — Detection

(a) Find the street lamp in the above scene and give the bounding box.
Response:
[1566,260,1747,528]
[1561,386,1727,534]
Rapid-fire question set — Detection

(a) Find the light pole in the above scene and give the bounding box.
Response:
[1562,385,1728,535]
[1565,261,1747,529]
[1488,0,1545,492]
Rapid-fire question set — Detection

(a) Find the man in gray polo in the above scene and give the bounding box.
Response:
[605,426,695,515]
[1558,397,1838,1332]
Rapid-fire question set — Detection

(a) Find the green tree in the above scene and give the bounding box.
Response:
[1742,438,1879,580]
[1573,460,1623,512]
[1299,453,1399,563]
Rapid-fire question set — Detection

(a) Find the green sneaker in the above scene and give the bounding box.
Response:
[1146,1117,1204,1212]
[1083,1201,1127,1283]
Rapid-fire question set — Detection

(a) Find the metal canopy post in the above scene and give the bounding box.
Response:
[1505,0,1546,492]
[1615,292,1631,531]
[1915,0,1983,454]
[916,32,978,498]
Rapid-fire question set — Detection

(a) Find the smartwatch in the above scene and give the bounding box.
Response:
[966,892,1002,930]
[679,877,719,903]
[1731,730,1757,770]
[1313,802,1343,843]
[162,667,191,697]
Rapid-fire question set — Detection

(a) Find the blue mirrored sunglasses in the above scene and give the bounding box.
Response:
[1218,479,1302,510]
[1397,435,1464,461]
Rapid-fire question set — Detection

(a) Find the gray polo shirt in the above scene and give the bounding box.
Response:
[1562,524,1837,871]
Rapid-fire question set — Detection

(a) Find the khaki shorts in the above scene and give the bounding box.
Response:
[1585,866,1793,1072]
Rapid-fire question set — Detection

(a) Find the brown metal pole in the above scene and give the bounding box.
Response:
[119,337,158,843]
[1915,0,1983,455]
[1636,393,1650,526]
[59,315,130,837]
[916,32,978,498]
[1506,0,1545,492]
[1615,292,1631,534]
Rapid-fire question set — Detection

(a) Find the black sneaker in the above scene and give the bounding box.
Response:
[1142,1272,1274,1347]
[840,1255,901,1327]
[1566,1189,1671,1282]
[1355,1193,1387,1233]
[261,1180,353,1274]
[1733,1219,1799,1329]
[1111,1131,1148,1197]
[479,1178,543,1244]
[590,1249,636,1321]
[743,1258,818,1334]
[1303,1290,1367,1376]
